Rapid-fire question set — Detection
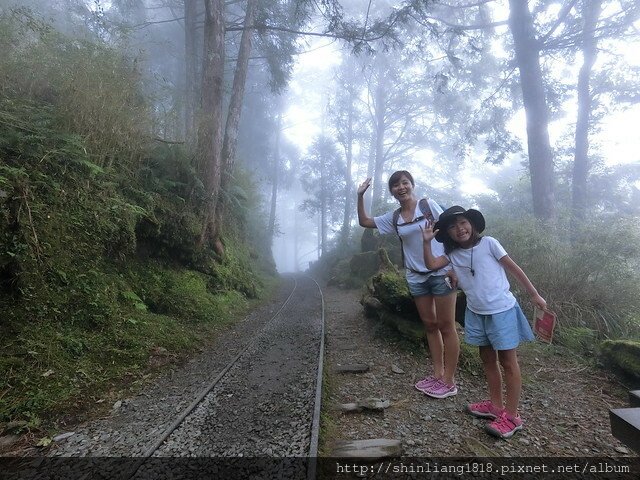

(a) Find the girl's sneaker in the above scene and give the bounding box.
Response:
[423,379,458,399]
[414,376,438,392]
[486,411,523,439]
[467,400,503,419]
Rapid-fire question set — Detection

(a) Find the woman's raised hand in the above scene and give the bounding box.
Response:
[357,178,372,196]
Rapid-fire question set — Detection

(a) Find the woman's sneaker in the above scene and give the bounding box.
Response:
[414,376,438,392]
[486,411,523,439]
[423,379,458,399]
[467,400,502,419]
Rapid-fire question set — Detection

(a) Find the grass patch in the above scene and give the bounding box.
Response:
[318,364,337,457]
[457,341,483,376]
[1,262,277,430]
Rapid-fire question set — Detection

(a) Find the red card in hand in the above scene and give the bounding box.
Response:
[533,307,557,343]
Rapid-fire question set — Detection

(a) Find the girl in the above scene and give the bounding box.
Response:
[357,171,459,399]
[421,205,546,438]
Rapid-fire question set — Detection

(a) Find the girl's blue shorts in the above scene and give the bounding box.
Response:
[464,303,534,351]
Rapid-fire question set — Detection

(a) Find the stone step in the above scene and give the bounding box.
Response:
[609,407,640,453]
[335,363,369,374]
[338,398,390,413]
[331,438,402,458]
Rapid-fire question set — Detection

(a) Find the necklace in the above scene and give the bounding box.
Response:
[448,245,475,276]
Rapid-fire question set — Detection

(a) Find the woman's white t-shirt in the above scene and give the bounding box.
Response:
[374,199,449,283]
[448,236,516,315]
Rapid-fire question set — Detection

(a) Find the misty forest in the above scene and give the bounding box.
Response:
[1,0,640,456]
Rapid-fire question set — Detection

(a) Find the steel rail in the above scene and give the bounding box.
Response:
[306,275,325,480]
[123,276,300,479]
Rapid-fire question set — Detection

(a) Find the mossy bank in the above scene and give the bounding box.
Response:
[0,10,277,432]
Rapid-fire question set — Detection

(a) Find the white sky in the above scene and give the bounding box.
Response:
[282,29,640,189]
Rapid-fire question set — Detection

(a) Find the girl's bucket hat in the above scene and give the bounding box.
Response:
[433,206,486,243]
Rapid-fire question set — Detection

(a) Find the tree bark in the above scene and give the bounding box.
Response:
[320,152,327,256]
[268,106,282,241]
[572,0,602,221]
[371,79,387,211]
[184,0,198,148]
[212,0,258,247]
[341,97,354,242]
[197,0,225,249]
[508,0,556,220]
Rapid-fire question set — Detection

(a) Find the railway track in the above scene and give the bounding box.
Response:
[7,275,326,480]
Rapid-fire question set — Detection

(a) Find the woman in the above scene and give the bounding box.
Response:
[357,171,459,399]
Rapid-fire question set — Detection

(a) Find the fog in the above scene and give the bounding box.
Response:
[2,0,639,273]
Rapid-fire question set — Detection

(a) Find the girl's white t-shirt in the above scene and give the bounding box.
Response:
[448,236,516,315]
[374,198,450,283]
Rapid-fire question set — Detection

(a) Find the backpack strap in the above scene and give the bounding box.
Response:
[392,207,402,235]
[392,198,435,275]
[418,198,435,223]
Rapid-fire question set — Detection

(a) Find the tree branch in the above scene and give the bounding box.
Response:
[436,0,496,8]
[539,0,579,45]
[409,11,507,31]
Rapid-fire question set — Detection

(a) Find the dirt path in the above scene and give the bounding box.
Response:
[321,285,633,458]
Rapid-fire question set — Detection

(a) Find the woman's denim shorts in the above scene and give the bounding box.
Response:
[407,275,454,298]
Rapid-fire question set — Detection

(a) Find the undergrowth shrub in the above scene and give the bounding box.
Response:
[0,8,149,169]
[0,10,276,426]
[488,214,640,339]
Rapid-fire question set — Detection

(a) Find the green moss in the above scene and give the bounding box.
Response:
[555,326,598,356]
[600,340,640,379]
[0,14,276,427]
[371,268,416,316]
[378,310,424,344]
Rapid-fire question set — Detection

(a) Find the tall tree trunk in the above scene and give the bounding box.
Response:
[363,137,375,213]
[197,0,225,249]
[572,0,602,221]
[340,88,354,242]
[371,80,387,211]
[268,107,282,241]
[321,159,327,256]
[184,0,198,148]
[508,0,556,220]
[212,0,258,248]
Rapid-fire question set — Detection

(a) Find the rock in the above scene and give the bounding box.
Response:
[460,436,496,457]
[335,364,370,374]
[601,340,640,378]
[331,438,402,459]
[615,446,630,454]
[371,270,416,315]
[362,295,384,318]
[391,364,405,374]
[53,432,75,442]
[112,400,122,410]
[378,310,424,344]
[338,398,391,413]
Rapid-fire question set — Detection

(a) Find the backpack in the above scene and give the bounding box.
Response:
[392,198,435,275]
